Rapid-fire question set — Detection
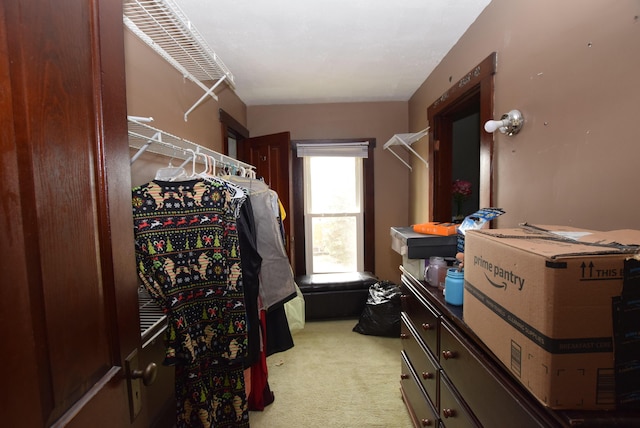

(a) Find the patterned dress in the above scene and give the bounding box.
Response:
[132,178,250,428]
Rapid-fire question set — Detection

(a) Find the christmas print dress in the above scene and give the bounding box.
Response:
[132,178,249,428]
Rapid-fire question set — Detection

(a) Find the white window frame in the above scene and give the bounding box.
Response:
[301,153,366,274]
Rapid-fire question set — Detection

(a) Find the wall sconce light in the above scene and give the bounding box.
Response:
[484,110,524,136]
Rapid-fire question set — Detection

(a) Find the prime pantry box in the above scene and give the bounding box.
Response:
[463,225,640,410]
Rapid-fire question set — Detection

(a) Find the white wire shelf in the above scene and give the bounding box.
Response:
[127,116,255,176]
[383,127,430,171]
[123,0,235,121]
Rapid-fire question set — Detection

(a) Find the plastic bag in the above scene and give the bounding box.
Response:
[285,282,306,333]
[457,207,506,252]
[353,281,401,337]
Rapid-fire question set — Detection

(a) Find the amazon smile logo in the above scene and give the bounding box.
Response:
[484,272,507,289]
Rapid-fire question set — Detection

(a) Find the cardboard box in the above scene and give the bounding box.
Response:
[402,256,426,281]
[463,225,640,410]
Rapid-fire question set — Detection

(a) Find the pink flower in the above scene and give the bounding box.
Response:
[452,179,472,217]
[452,179,472,198]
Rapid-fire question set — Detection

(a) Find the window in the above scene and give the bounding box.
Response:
[303,156,364,273]
[292,139,375,276]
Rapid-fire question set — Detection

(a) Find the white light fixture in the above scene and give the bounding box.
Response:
[484,110,524,136]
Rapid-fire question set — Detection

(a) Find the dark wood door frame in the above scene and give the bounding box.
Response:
[427,52,496,221]
[219,109,249,153]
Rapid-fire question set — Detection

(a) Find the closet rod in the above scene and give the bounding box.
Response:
[127,117,256,176]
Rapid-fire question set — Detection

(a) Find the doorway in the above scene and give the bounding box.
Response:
[219,110,297,265]
[428,53,496,222]
[219,108,250,158]
[451,100,481,217]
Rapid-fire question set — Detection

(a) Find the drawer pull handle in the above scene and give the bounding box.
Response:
[400,333,409,340]
[420,418,432,426]
[400,373,410,380]
[421,323,433,331]
[442,350,456,360]
[442,408,456,418]
[421,372,433,380]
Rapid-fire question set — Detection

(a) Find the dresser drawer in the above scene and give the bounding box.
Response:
[401,314,439,407]
[440,320,548,428]
[401,278,439,358]
[401,351,439,428]
[439,373,478,428]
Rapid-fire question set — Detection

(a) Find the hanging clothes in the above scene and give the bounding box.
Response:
[132,178,249,428]
[224,176,297,411]
[224,176,297,310]
[247,310,275,411]
[235,196,262,368]
[228,181,294,360]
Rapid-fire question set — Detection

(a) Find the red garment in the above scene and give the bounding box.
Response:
[248,310,275,411]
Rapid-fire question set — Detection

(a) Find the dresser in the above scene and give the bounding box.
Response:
[398,267,640,428]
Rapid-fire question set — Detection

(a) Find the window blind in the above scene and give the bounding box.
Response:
[296,142,369,158]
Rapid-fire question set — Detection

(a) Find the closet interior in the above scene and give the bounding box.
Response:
[128,116,257,344]
[124,0,251,343]
[124,1,299,426]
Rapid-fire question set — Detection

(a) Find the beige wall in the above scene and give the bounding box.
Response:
[409,0,640,231]
[124,30,247,187]
[125,0,640,284]
[248,103,410,281]
[124,33,411,281]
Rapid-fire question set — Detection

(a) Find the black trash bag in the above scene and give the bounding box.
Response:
[353,280,401,337]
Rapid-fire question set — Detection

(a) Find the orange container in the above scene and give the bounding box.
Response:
[412,222,458,236]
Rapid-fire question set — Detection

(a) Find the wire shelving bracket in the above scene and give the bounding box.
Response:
[383,127,430,171]
[123,0,235,122]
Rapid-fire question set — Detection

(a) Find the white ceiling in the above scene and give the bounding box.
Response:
[174,0,491,106]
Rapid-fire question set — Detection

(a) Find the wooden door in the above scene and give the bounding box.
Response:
[1,1,148,426]
[238,132,294,261]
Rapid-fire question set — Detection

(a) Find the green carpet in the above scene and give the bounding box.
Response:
[249,318,413,428]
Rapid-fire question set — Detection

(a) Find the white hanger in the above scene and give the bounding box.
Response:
[197,152,209,177]
[184,148,198,178]
[155,156,189,181]
[226,177,246,200]
[192,151,244,200]
[207,155,217,176]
